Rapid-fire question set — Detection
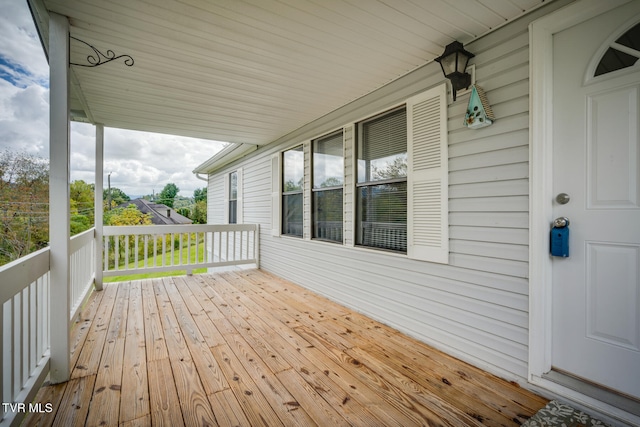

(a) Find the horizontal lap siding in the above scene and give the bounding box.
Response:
[207,174,224,224]
[206,2,568,384]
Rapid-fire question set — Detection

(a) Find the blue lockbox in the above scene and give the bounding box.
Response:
[550,225,569,257]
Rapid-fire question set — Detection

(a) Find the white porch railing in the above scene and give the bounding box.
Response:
[0,248,50,427]
[0,228,95,426]
[102,223,259,276]
[69,228,96,320]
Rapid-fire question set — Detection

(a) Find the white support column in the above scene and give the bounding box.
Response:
[94,124,104,291]
[48,12,71,384]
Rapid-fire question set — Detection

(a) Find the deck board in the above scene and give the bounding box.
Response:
[26,269,547,426]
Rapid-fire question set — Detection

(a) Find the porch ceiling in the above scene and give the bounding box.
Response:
[34,0,546,145]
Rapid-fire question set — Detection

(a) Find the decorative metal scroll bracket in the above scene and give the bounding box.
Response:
[69,35,134,68]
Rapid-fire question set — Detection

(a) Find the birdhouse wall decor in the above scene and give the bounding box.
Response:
[464,85,495,129]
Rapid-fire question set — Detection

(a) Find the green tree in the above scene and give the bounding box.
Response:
[104,187,130,209]
[70,180,95,234]
[191,200,207,224]
[159,183,179,208]
[104,204,152,226]
[194,187,207,203]
[372,155,407,181]
[103,204,153,269]
[0,151,49,264]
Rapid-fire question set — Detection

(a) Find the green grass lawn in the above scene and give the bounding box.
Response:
[104,241,207,282]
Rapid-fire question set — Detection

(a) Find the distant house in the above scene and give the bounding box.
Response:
[119,198,192,225]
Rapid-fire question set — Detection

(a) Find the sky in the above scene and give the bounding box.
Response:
[0,0,227,198]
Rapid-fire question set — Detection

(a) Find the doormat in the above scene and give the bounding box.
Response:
[522,400,610,426]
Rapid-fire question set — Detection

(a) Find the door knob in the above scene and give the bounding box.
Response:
[556,193,570,204]
[553,217,570,228]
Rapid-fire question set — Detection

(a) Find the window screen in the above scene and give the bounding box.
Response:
[282,146,304,237]
[313,131,343,242]
[356,107,407,252]
[229,171,237,224]
[358,107,407,183]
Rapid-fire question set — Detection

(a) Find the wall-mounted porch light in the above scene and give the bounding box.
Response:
[434,41,475,101]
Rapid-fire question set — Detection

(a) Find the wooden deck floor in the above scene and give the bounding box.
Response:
[26,269,547,426]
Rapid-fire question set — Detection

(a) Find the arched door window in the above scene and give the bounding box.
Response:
[594,22,640,76]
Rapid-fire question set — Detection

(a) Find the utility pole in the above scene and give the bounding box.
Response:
[107,172,112,210]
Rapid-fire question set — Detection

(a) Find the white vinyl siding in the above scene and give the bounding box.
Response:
[207,174,223,225]
[223,173,230,224]
[236,168,243,224]
[206,0,568,386]
[271,154,281,236]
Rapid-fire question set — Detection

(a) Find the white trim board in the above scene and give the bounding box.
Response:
[528,0,640,425]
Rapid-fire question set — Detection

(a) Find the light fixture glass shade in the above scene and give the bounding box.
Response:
[438,54,458,76]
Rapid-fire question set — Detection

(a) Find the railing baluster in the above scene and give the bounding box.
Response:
[28,283,35,378]
[187,233,192,265]
[240,231,244,261]
[204,232,209,263]
[114,237,120,271]
[12,293,20,400]
[21,289,27,391]
[224,231,229,262]
[36,277,43,363]
[153,235,158,267]
[104,238,109,272]
[217,231,222,263]
[134,235,139,268]
[234,231,238,261]
[170,233,175,267]
[124,233,130,271]
[195,232,200,266]
[43,274,49,359]
[162,235,166,267]
[144,235,149,268]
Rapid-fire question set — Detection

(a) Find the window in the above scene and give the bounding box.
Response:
[313,130,343,242]
[282,146,304,237]
[356,107,408,252]
[228,171,238,224]
[269,84,448,263]
[595,23,640,76]
[224,168,242,224]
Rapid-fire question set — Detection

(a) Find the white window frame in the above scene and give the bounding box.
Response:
[355,105,408,253]
[280,145,304,237]
[223,168,242,224]
[312,129,345,243]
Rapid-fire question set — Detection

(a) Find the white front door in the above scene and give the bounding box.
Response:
[551,2,640,400]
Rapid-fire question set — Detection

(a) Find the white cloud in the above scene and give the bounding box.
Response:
[101,127,227,198]
[0,79,49,157]
[1,1,227,200]
[0,0,49,86]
